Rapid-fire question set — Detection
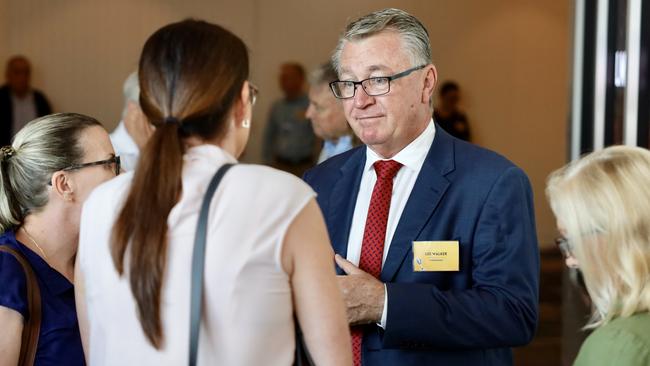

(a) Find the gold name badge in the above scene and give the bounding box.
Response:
[413,241,460,272]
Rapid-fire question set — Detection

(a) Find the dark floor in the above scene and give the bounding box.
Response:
[513,249,564,366]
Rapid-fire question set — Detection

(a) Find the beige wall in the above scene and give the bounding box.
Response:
[0,0,7,66]
[3,0,570,247]
[5,0,256,124]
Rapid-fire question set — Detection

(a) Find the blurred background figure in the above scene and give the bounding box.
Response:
[547,145,650,366]
[306,62,356,164]
[263,62,317,176]
[0,113,118,366]
[433,81,471,141]
[109,71,154,171]
[0,56,52,146]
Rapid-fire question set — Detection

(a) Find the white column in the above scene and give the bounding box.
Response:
[624,0,641,146]
[571,0,586,160]
[593,0,609,151]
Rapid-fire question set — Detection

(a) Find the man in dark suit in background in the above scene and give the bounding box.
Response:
[434,81,471,142]
[303,8,539,366]
[0,55,52,146]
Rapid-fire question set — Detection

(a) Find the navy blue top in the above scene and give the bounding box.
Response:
[0,230,85,366]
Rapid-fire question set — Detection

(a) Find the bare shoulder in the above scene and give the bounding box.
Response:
[228,164,314,197]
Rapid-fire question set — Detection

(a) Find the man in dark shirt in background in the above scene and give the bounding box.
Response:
[433,81,471,141]
[0,55,52,146]
[263,62,318,176]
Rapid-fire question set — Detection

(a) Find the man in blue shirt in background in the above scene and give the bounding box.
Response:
[306,61,356,164]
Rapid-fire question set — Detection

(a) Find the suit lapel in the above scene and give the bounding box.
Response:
[380,127,456,282]
[328,148,366,274]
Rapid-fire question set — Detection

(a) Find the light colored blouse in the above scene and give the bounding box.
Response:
[78,144,315,365]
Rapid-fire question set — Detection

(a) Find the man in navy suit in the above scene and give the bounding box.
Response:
[303,8,539,366]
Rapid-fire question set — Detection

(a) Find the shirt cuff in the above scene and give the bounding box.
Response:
[378,283,388,329]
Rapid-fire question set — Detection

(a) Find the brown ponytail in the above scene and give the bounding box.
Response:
[110,19,249,348]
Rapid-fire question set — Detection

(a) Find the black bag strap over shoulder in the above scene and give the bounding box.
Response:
[188,163,234,366]
[187,163,313,366]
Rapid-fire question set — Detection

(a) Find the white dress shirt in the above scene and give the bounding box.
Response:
[11,92,37,134]
[346,119,436,328]
[109,121,140,171]
[317,134,354,163]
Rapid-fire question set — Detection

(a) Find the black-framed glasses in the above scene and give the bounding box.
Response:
[329,64,427,99]
[249,83,259,106]
[554,236,573,259]
[63,155,121,176]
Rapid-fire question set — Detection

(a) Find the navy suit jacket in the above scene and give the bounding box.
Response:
[303,126,539,366]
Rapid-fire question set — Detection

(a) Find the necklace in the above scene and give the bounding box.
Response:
[21,226,48,260]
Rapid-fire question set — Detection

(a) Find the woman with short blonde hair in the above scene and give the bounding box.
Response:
[546,145,650,365]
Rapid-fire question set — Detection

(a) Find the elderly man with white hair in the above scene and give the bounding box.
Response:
[109,71,154,171]
[306,62,356,164]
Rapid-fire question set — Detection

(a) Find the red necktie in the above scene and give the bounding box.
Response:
[352,160,403,366]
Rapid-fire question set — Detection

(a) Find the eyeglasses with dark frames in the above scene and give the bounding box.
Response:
[329,64,427,99]
[554,236,573,259]
[62,155,121,176]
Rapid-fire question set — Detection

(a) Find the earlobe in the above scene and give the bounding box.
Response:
[51,171,75,202]
[234,81,250,121]
[422,66,438,103]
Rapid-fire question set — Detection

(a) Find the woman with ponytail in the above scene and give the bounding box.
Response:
[0,113,119,366]
[76,20,351,365]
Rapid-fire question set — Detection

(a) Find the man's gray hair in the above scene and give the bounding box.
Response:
[122,71,140,118]
[332,8,432,75]
[309,62,339,87]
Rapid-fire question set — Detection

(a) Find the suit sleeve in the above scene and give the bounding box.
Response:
[382,166,539,349]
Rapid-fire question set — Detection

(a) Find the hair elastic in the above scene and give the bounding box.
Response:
[0,146,16,162]
[164,116,181,125]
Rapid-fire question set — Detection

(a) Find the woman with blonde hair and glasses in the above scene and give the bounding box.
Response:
[75,19,351,365]
[546,145,650,366]
[0,113,119,366]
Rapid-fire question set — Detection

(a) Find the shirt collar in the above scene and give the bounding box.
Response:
[184,144,238,164]
[10,90,34,101]
[109,121,140,154]
[364,119,436,173]
[1,230,73,296]
[324,135,353,151]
